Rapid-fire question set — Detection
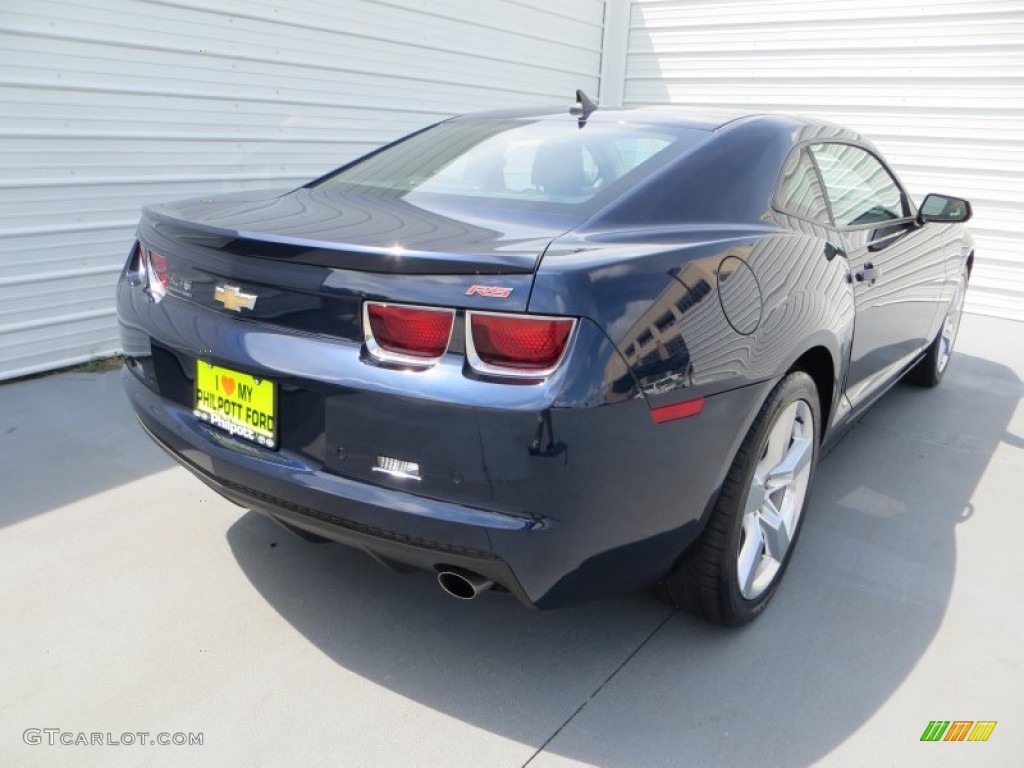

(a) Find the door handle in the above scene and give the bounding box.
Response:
[855,263,881,283]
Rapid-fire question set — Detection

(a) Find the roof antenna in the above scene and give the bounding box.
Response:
[569,88,598,127]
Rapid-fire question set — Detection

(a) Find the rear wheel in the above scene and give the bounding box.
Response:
[905,266,968,387]
[665,372,821,625]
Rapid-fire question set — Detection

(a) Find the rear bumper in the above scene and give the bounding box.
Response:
[126,360,538,592]
[132,393,527,600]
[118,277,772,608]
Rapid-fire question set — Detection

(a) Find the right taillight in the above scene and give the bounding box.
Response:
[467,312,575,377]
[364,302,455,364]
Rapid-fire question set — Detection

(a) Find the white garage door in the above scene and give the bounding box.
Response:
[0,0,604,380]
[623,0,1024,320]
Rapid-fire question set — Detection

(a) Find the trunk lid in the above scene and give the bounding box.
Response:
[143,186,579,273]
[139,187,580,339]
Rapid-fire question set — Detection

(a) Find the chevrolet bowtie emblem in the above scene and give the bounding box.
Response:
[213,284,257,312]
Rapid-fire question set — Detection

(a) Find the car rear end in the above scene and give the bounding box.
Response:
[116,112,761,607]
[120,230,636,605]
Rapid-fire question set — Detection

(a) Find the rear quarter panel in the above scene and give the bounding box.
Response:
[528,226,855,431]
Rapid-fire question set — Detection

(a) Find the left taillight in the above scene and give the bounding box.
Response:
[134,242,169,301]
[363,302,455,365]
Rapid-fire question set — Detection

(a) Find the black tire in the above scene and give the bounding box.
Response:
[904,266,968,388]
[665,371,821,626]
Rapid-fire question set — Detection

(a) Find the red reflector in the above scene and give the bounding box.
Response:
[366,303,453,360]
[469,313,574,373]
[651,397,705,424]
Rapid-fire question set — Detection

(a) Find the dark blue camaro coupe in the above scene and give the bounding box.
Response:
[118,93,973,624]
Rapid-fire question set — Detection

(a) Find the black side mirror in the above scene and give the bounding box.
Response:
[917,193,972,224]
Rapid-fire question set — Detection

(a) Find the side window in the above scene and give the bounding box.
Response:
[775,148,831,225]
[809,143,906,227]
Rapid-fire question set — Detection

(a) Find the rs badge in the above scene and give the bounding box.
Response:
[466,285,513,298]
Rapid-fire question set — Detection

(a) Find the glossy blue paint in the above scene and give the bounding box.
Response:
[117,106,973,607]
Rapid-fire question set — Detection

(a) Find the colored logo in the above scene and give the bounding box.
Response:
[920,720,997,742]
[214,284,257,312]
[466,285,513,298]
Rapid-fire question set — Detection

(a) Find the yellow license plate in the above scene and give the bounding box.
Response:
[194,361,276,449]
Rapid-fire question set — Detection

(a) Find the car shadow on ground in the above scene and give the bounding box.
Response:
[0,369,176,528]
[226,352,1019,766]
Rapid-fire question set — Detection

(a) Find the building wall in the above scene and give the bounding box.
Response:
[622,0,1024,320]
[0,0,605,379]
[4,0,1020,380]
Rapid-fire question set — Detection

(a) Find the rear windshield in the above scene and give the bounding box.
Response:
[314,118,708,212]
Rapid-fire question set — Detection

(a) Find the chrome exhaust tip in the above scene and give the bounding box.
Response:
[437,568,494,600]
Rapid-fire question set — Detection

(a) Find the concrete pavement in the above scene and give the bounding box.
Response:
[1,313,1022,767]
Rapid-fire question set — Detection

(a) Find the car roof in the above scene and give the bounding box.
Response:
[451,105,727,131]
[449,106,865,143]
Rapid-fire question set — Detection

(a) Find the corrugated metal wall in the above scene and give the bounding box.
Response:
[623,0,1024,320]
[6,0,1018,379]
[0,0,605,380]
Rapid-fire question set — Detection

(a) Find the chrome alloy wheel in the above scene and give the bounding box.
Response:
[937,271,967,375]
[737,399,815,600]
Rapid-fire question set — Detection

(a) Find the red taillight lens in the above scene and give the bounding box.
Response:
[468,313,574,374]
[365,303,454,362]
[137,243,169,299]
[147,249,169,289]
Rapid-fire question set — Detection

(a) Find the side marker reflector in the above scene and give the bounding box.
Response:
[651,397,705,424]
